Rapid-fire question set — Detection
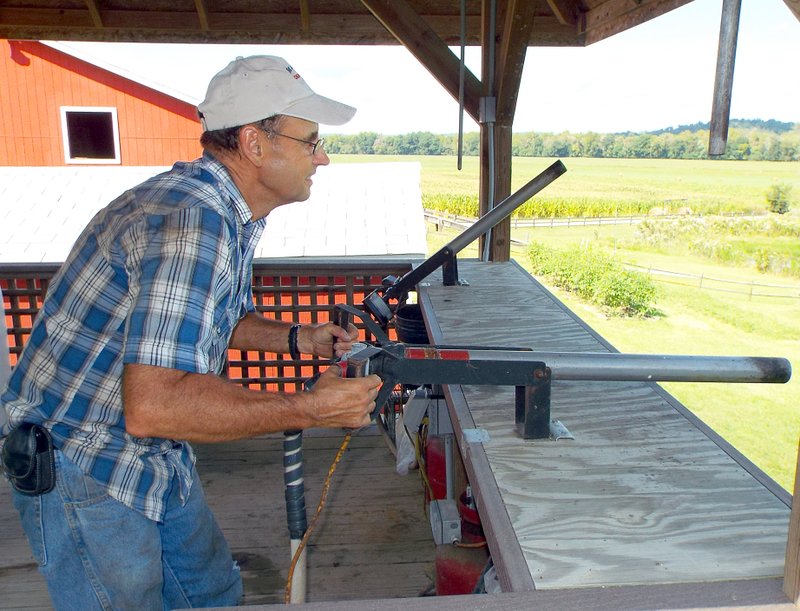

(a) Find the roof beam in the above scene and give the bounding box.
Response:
[0,7,486,44]
[582,0,693,45]
[83,0,103,28]
[360,0,482,122]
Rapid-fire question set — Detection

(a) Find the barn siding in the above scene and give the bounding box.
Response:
[0,40,202,166]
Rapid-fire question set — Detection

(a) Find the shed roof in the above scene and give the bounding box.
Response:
[0,162,426,264]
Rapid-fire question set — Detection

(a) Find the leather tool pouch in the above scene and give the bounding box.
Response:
[1,423,56,496]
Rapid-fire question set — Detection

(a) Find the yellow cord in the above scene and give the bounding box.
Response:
[284,431,352,604]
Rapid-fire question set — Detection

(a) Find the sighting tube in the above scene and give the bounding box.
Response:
[448,159,566,253]
[458,350,792,384]
[379,160,567,309]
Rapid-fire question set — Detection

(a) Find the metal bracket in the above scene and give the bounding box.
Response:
[479,96,497,124]
[441,248,469,287]
[549,419,574,441]
[514,369,567,440]
[430,499,461,545]
[463,428,490,444]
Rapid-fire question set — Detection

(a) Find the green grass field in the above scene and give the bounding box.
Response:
[332,154,800,491]
[331,154,800,214]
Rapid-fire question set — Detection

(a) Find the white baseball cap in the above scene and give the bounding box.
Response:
[198,55,356,131]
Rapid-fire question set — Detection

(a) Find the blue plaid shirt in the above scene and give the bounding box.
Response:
[1,152,266,521]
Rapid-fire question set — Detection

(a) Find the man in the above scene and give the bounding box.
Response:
[0,55,382,609]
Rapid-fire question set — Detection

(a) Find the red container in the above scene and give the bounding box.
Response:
[424,435,448,502]
[435,544,488,596]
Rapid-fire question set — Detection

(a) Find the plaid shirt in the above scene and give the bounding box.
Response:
[1,152,266,521]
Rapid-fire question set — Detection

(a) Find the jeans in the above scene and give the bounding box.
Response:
[11,450,242,610]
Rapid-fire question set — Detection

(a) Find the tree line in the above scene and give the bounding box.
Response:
[324,120,800,161]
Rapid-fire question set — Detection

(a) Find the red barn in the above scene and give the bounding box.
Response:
[0,39,202,166]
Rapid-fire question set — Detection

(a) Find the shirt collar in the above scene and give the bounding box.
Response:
[200,151,259,227]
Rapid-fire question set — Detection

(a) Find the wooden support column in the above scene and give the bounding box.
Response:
[708,0,741,158]
[478,0,498,260]
[784,439,800,603]
[479,0,535,261]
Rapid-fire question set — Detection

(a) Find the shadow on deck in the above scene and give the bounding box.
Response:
[0,426,436,609]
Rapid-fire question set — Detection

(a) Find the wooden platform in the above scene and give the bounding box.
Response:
[419,259,791,592]
[0,427,435,608]
[1,258,795,610]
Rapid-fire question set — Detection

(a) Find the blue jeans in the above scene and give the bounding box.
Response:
[11,450,242,610]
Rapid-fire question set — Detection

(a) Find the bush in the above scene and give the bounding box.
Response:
[766,183,792,214]
[527,242,658,317]
[593,270,658,316]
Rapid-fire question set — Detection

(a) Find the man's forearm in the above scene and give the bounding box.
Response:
[229,312,293,353]
[122,363,314,442]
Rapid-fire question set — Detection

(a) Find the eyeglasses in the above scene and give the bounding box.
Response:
[267,130,326,156]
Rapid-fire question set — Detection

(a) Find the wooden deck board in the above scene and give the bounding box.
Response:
[420,259,790,590]
[211,579,796,611]
[0,426,435,608]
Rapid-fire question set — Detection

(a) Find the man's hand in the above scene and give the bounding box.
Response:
[300,322,359,359]
[305,367,382,429]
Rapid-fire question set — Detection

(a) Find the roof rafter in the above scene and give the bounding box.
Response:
[546,0,579,26]
[194,0,210,31]
[299,0,311,34]
[83,0,103,28]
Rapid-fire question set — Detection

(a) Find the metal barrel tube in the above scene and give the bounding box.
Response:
[446,159,567,254]
[458,350,792,383]
[378,160,568,309]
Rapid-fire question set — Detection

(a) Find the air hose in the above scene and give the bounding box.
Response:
[284,430,353,604]
[283,429,308,603]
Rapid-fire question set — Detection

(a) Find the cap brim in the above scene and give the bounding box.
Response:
[281,94,356,126]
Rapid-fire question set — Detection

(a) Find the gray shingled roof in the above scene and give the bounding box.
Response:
[0,162,426,264]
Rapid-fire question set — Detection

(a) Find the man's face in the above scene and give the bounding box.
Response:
[259,116,329,207]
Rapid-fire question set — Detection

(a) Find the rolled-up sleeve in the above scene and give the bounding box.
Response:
[123,206,234,374]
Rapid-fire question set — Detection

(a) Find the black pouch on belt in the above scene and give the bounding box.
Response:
[1,423,56,495]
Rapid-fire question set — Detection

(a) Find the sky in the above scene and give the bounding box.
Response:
[62,0,799,136]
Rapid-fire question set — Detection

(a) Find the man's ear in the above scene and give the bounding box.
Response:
[239,125,263,163]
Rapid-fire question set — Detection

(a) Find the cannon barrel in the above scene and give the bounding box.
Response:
[462,350,792,384]
[364,160,567,325]
[445,160,567,253]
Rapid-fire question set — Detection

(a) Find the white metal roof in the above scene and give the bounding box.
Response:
[0,162,427,263]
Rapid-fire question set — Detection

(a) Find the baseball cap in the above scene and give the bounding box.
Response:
[198,55,356,131]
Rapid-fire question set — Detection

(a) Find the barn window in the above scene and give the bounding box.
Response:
[60,107,121,164]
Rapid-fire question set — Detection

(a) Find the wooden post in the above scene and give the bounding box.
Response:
[708,0,742,158]
[784,439,800,602]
